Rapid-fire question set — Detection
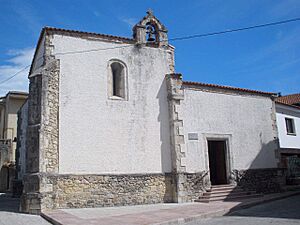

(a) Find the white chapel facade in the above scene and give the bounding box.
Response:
[20,11,285,214]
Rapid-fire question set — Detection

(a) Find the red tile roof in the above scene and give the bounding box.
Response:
[29,26,136,74]
[44,27,135,43]
[276,93,300,105]
[183,81,276,96]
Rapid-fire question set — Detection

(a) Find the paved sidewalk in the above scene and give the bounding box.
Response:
[0,193,51,225]
[42,190,300,225]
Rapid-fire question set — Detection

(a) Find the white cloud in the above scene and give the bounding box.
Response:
[0,48,35,96]
[268,0,300,19]
[121,18,137,28]
[93,11,101,17]
[11,1,42,34]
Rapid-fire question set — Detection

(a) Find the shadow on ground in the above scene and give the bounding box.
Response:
[0,192,51,225]
[226,194,300,220]
[0,193,20,213]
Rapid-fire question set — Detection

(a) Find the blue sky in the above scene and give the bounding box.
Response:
[0,0,299,96]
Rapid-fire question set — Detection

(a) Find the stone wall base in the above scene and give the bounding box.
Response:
[21,169,287,213]
[232,168,286,193]
[20,173,42,214]
[20,192,42,214]
[21,173,176,212]
[175,171,209,203]
[12,179,23,197]
[20,171,211,213]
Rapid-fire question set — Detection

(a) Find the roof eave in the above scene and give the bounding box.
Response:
[28,27,47,75]
[275,101,300,110]
[182,81,277,97]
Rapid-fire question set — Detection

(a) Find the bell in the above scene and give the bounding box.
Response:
[147,36,155,42]
[146,24,156,42]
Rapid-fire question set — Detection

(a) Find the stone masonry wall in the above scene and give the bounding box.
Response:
[40,59,59,173]
[233,168,286,193]
[20,173,41,214]
[21,33,60,214]
[40,173,173,210]
[26,75,42,173]
[178,172,209,202]
[166,73,187,203]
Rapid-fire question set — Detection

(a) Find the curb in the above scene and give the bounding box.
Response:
[41,212,63,225]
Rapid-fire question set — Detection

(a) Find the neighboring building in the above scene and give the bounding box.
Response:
[0,91,28,192]
[20,11,284,214]
[275,94,300,183]
[276,93,300,107]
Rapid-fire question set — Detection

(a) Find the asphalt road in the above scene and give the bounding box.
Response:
[0,193,51,225]
[186,194,300,225]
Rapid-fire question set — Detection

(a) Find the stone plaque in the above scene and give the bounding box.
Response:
[188,133,198,140]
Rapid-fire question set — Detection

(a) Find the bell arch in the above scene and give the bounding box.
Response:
[132,9,168,47]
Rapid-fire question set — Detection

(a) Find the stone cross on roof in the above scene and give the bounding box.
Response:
[147,9,153,16]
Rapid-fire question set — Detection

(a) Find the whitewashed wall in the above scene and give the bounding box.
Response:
[53,34,172,174]
[182,88,278,173]
[31,34,45,72]
[276,103,300,149]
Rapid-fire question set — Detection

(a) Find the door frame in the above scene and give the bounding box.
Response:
[203,133,233,185]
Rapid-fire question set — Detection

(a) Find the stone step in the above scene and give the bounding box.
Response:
[211,184,235,188]
[195,193,262,203]
[200,192,254,200]
[282,184,300,192]
[206,187,244,194]
[210,186,240,192]
[203,190,256,197]
[211,193,263,201]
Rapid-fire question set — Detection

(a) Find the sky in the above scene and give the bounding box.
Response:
[0,0,299,96]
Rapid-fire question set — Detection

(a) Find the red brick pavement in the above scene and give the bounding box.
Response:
[42,191,300,225]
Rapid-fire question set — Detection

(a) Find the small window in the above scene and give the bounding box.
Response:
[108,60,128,100]
[285,118,296,135]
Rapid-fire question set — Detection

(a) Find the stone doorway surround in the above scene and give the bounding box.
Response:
[202,133,234,186]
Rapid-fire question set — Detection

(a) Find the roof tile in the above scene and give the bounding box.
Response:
[276,93,300,105]
[183,81,276,96]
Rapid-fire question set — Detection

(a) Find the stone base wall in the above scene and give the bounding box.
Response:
[21,171,211,213]
[20,173,42,214]
[176,171,209,202]
[21,173,174,212]
[232,168,286,193]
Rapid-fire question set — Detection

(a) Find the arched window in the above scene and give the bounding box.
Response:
[108,60,128,100]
